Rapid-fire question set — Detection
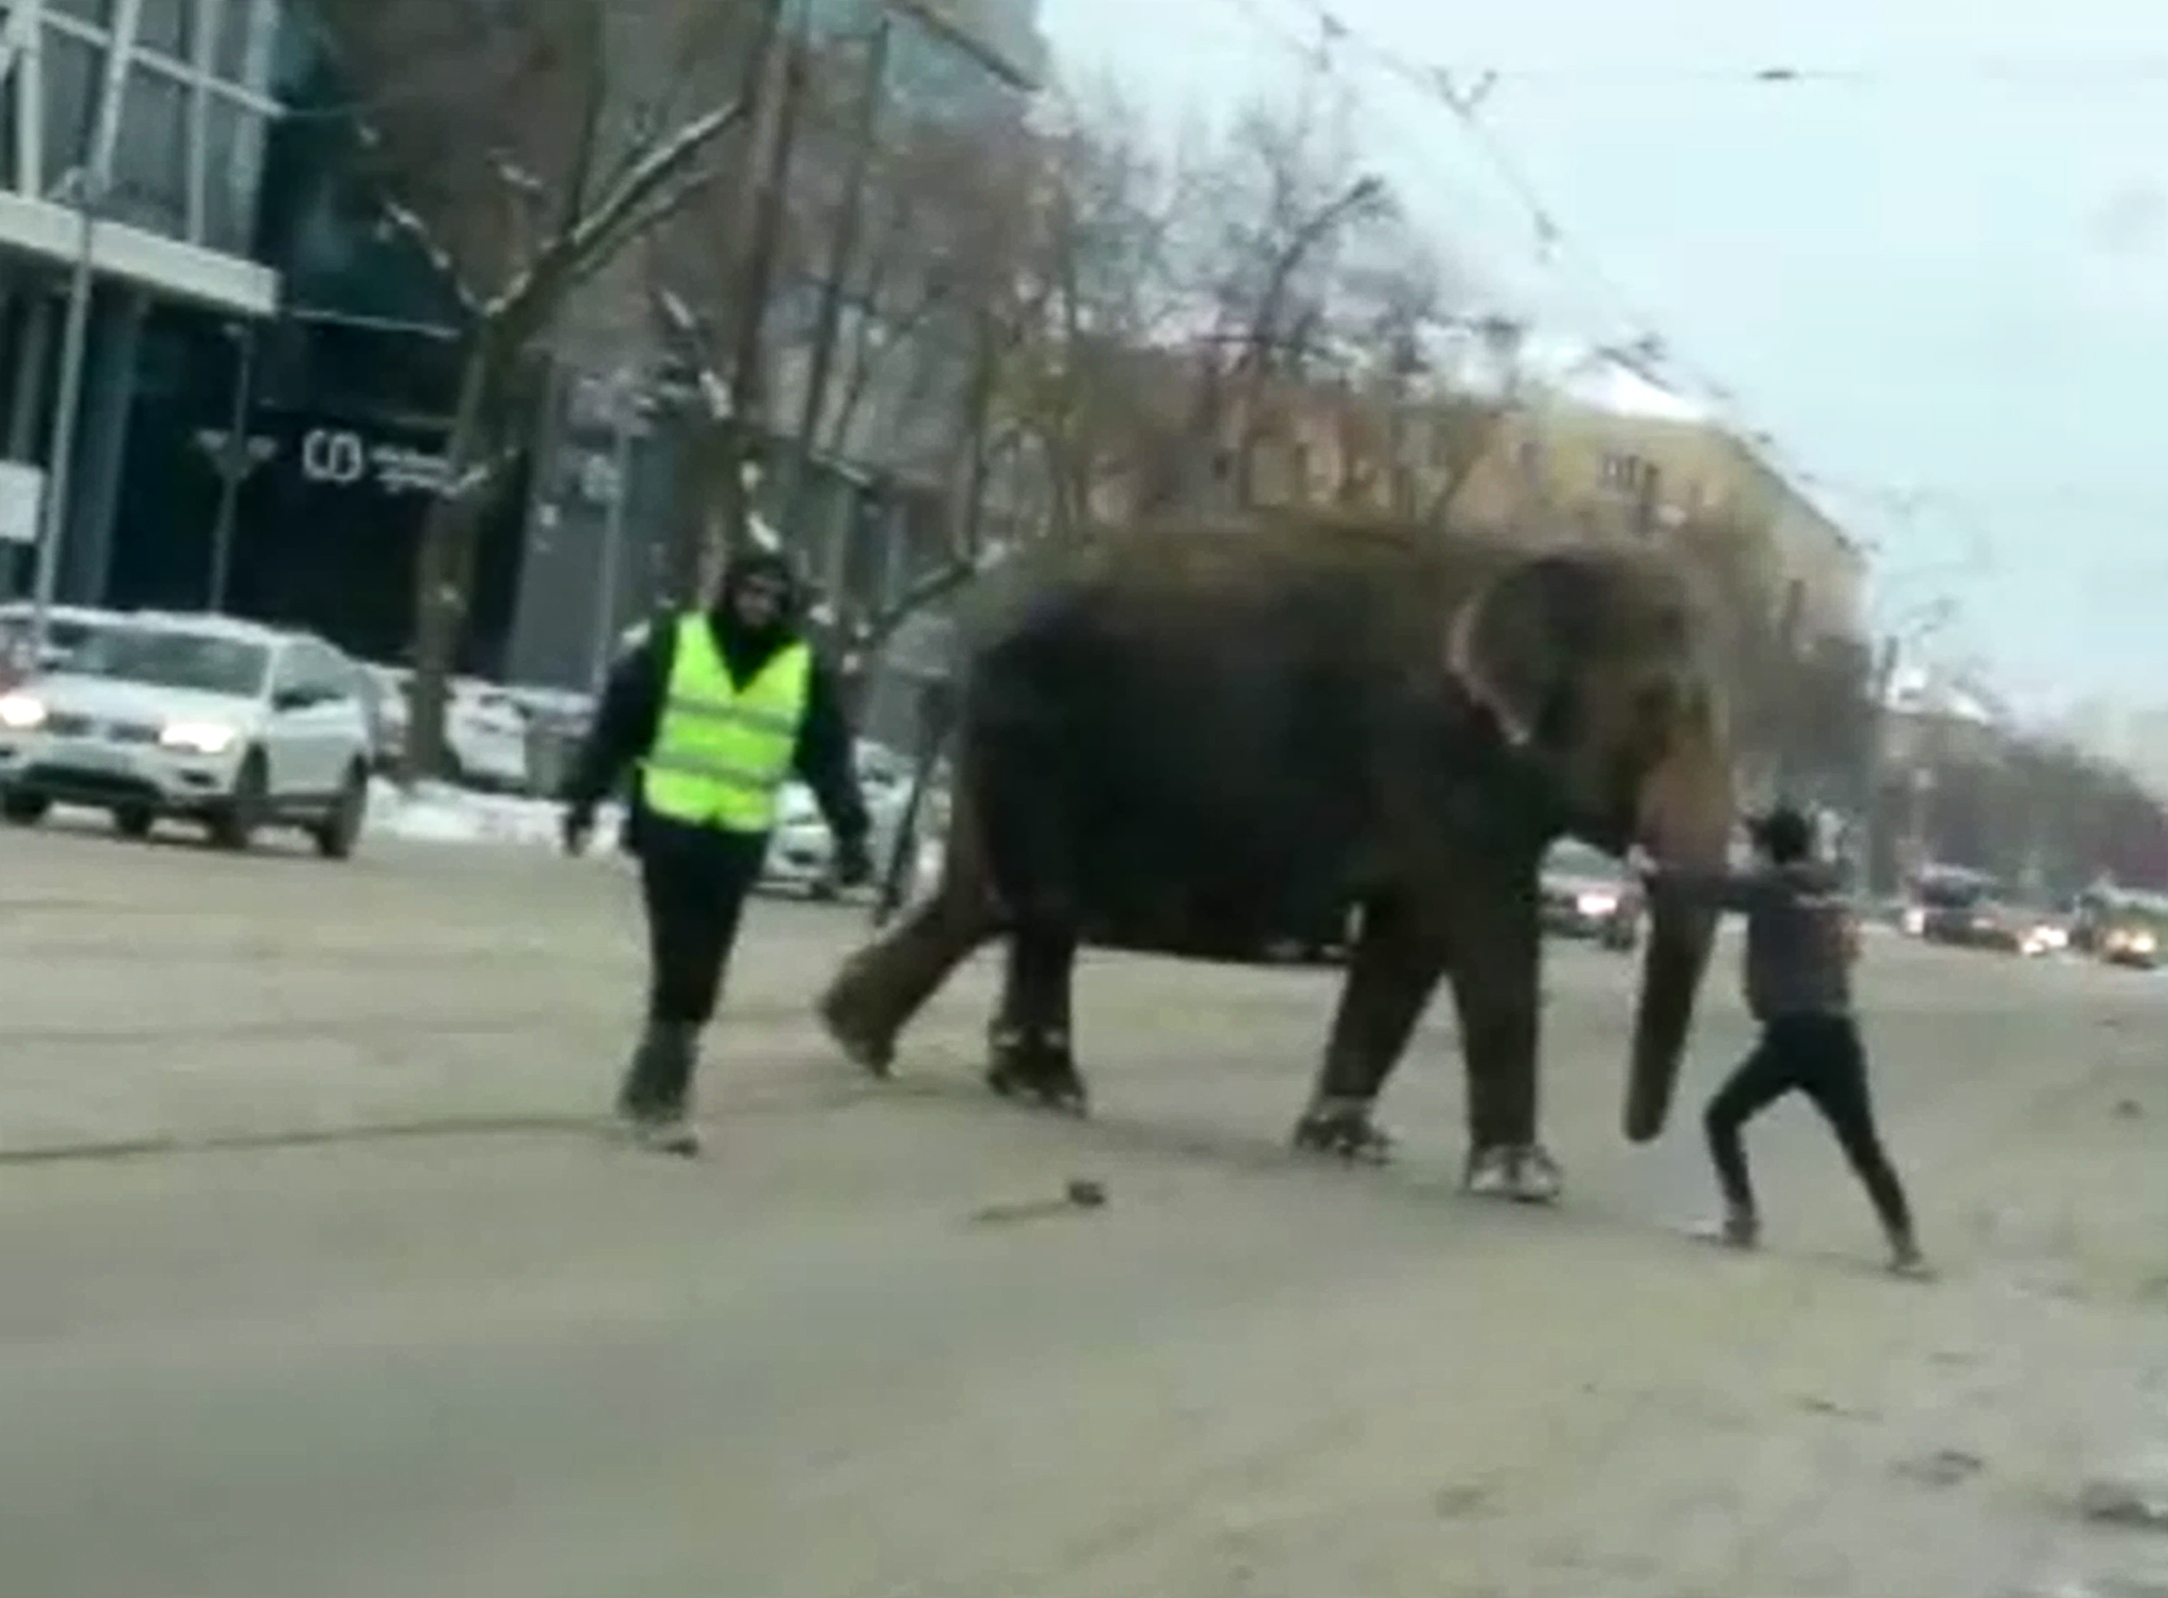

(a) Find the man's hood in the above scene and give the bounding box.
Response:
[709,550,802,642]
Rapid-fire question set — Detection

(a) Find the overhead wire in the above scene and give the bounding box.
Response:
[1205,0,2017,583]
[1414,58,2168,90]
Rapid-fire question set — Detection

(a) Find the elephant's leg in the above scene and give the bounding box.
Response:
[1292,896,1450,1163]
[818,858,999,1078]
[1443,877,1559,1204]
[986,924,1087,1114]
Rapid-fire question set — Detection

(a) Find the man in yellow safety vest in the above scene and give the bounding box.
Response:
[558,550,872,1154]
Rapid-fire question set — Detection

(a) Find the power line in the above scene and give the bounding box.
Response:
[1260,0,1844,511]
[1209,0,2017,564]
[1418,58,2168,90]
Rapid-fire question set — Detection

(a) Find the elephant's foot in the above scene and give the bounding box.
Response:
[1462,1143,1564,1205]
[1290,1095,1394,1164]
[985,1029,1089,1115]
[816,974,896,1079]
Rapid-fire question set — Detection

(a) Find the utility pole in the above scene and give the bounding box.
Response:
[1858,633,1901,892]
[780,9,892,614]
[206,319,258,613]
[29,170,101,663]
[589,376,641,692]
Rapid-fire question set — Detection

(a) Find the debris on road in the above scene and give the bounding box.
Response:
[2079,1461,2168,1531]
[968,1178,1111,1226]
[1894,1446,1986,1487]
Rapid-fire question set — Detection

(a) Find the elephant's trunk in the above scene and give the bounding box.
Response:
[1621,735,1733,1142]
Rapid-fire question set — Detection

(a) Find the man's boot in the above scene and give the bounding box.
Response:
[613,1021,702,1155]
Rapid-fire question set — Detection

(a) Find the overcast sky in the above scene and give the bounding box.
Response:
[1039,0,2168,714]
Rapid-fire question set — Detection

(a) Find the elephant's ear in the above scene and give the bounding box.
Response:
[1445,554,1596,749]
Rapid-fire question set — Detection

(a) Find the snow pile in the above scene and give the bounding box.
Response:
[365,779,623,851]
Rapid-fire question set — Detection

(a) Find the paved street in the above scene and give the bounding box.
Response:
[1,817,2165,1597]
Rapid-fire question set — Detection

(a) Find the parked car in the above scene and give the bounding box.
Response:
[759,740,935,900]
[2070,886,2168,970]
[0,601,126,687]
[0,612,373,855]
[1539,839,1644,952]
[360,665,534,793]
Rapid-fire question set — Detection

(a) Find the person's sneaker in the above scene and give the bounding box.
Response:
[1886,1238,1933,1279]
[1692,1208,1760,1249]
[633,1114,701,1157]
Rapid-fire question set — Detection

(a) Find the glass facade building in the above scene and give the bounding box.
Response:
[0,0,285,610]
[0,0,517,671]
[3,0,281,306]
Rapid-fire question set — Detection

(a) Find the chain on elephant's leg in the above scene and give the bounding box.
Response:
[1292,902,1447,1164]
[985,926,1088,1115]
[1455,992,1561,1204]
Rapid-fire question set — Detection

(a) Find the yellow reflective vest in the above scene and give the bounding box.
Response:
[639,615,813,833]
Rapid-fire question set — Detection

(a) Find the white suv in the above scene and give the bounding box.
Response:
[0,612,375,856]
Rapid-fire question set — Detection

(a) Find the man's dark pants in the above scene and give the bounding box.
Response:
[1703,1011,1914,1238]
[620,815,767,1116]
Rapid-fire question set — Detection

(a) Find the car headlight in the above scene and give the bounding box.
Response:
[2129,931,2156,954]
[158,720,238,755]
[1575,891,1619,916]
[0,691,45,729]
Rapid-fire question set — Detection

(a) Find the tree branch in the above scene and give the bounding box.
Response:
[486,98,747,337]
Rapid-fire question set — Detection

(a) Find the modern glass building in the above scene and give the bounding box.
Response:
[0,0,283,603]
[109,0,521,671]
[0,0,519,670]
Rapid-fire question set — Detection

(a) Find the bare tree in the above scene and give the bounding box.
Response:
[317,0,754,782]
[1125,67,1398,513]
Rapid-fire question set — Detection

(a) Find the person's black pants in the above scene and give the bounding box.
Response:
[1704,1012,1913,1238]
[636,817,768,1028]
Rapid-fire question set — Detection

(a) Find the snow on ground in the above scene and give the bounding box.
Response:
[365,779,623,851]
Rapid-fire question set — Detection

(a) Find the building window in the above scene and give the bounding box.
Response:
[1599,451,1648,491]
[135,0,195,63]
[213,0,279,99]
[49,0,118,26]
[110,63,191,235]
[201,93,267,253]
[0,72,18,195]
[39,26,105,190]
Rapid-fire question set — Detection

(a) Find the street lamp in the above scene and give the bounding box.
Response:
[207,319,260,614]
[28,166,102,665]
[588,368,650,692]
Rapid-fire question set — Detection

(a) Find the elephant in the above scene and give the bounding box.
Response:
[816,511,1736,1202]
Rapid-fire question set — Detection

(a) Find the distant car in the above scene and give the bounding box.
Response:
[1899,864,2002,938]
[1920,893,2066,956]
[360,665,533,793]
[2070,887,2168,970]
[1539,839,1644,952]
[0,601,125,688]
[0,612,373,855]
[759,740,934,900]
[1904,866,2065,955]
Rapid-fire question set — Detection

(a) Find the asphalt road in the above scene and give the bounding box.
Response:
[1,818,2165,1597]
